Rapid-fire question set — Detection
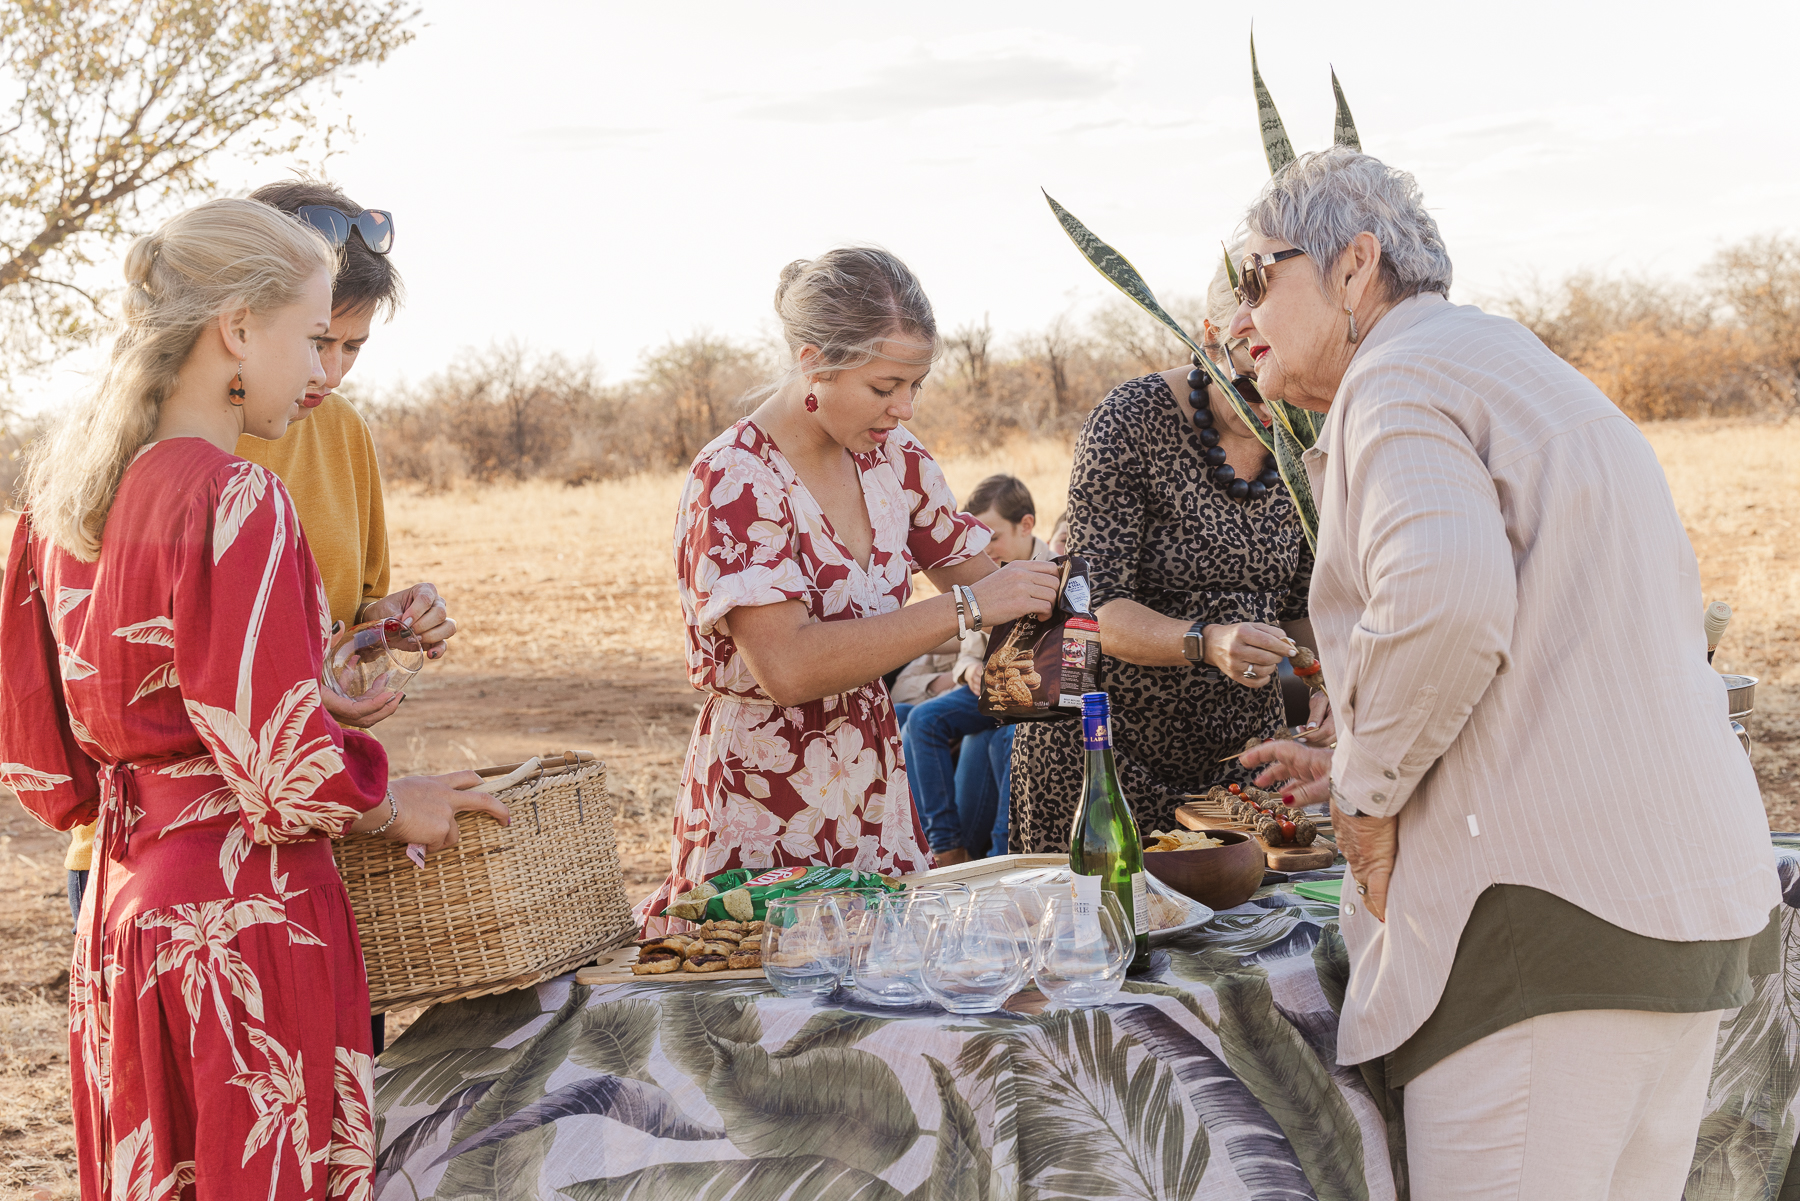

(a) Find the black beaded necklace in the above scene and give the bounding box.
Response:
[1186,353,1282,502]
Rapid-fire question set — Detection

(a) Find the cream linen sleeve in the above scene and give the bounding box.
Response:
[1329,387,1516,818]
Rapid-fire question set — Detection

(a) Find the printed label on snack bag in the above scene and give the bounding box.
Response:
[745,865,810,888]
[1132,872,1148,935]
[1063,575,1091,615]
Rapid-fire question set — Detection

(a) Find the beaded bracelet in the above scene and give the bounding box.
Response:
[368,788,400,836]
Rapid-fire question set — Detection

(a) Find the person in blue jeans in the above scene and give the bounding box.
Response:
[903,474,1054,864]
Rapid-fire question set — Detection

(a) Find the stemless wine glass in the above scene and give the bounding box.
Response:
[762,895,849,998]
[821,887,886,988]
[856,888,959,1007]
[1035,891,1133,1008]
[324,617,426,701]
[920,891,1032,1014]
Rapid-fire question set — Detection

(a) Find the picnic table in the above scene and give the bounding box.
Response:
[369,836,1800,1200]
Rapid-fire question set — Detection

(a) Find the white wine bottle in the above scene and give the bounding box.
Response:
[1069,691,1150,972]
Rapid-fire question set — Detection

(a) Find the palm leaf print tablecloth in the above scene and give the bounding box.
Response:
[369,836,1800,1201]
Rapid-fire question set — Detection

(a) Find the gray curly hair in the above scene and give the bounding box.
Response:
[1244,147,1453,304]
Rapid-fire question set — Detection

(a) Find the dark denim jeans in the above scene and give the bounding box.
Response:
[901,685,1014,856]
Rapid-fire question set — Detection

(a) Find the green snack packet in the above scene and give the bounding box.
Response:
[688,865,900,923]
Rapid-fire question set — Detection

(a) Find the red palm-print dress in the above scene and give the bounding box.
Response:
[0,438,389,1201]
[638,419,991,934]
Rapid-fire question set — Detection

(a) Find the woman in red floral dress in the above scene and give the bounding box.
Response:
[640,249,1063,933]
[0,199,506,1200]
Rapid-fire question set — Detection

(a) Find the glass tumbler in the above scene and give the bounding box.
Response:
[762,895,849,998]
[324,617,426,701]
[822,887,887,989]
[856,888,959,1007]
[920,891,1032,1014]
[1034,892,1133,1008]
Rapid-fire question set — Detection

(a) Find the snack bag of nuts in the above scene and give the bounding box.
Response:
[977,554,1101,723]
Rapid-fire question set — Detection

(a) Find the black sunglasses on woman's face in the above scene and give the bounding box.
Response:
[1235,248,1307,308]
[296,206,395,255]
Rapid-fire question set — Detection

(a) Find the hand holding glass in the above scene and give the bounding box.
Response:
[325,617,426,701]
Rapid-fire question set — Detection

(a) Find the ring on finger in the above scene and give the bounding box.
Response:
[1242,664,1257,679]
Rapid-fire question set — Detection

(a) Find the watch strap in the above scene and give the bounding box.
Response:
[1181,620,1208,664]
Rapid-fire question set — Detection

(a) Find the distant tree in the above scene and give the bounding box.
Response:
[636,332,768,466]
[1704,234,1800,404]
[0,0,420,397]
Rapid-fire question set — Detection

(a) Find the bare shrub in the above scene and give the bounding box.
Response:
[1497,234,1800,421]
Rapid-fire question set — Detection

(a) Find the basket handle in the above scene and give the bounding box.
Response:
[470,750,598,793]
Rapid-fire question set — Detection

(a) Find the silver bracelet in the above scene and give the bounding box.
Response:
[952,586,969,640]
[964,585,983,633]
[368,788,399,836]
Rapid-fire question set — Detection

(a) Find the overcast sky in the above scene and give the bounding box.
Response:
[29,0,1800,408]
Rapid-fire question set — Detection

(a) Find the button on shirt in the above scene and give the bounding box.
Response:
[1302,293,1778,1066]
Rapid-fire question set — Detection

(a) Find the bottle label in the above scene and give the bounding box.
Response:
[1082,713,1111,751]
[1132,872,1148,936]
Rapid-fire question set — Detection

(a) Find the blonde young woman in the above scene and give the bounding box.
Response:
[640,248,1062,933]
[0,198,506,1200]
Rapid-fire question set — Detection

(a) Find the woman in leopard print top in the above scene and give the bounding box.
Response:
[1009,360,1327,852]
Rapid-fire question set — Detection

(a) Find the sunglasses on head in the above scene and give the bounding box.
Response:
[296,205,395,255]
[1234,247,1307,308]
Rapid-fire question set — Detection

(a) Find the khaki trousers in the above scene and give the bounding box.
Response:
[1405,1008,1723,1201]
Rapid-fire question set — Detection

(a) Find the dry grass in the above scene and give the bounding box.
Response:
[1643,417,1800,823]
[0,422,1794,1191]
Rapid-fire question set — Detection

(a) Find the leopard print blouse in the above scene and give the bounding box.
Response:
[1009,372,1313,853]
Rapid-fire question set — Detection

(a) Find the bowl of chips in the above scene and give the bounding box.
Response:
[1140,828,1264,911]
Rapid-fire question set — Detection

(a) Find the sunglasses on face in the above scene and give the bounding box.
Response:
[296,205,395,255]
[1234,247,1307,308]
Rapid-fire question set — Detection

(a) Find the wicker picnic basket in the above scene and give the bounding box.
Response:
[332,750,636,1012]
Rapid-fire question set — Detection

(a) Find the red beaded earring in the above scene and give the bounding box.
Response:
[804,392,818,412]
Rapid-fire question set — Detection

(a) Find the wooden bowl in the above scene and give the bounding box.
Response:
[1141,830,1265,911]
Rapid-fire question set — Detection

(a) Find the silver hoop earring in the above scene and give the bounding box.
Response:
[1345,306,1360,345]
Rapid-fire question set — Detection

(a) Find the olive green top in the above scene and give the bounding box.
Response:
[1388,884,1779,1088]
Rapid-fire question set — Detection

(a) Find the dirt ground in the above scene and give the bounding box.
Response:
[2,421,1797,1194]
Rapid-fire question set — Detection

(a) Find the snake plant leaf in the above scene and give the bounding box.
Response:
[1044,191,1206,360]
[1331,69,1360,150]
[1271,420,1319,551]
[1251,32,1295,175]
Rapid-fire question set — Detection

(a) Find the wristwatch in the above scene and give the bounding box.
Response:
[1181,620,1208,665]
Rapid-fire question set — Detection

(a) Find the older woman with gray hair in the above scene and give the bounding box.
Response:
[1239,147,1778,1200]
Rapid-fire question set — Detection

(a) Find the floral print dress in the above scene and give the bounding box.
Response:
[0,438,390,1201]
[639,419,990,933]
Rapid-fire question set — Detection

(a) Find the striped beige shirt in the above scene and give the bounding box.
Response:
[1304,293,1779,1066]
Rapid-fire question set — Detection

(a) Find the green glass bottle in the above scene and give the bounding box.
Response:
[1070,691,1150,971]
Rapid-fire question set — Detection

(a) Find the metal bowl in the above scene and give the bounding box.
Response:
[1722,674,1757,719]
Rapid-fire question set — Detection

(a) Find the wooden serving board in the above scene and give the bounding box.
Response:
[1175,803,1337,871]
